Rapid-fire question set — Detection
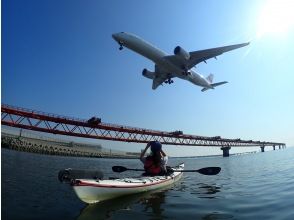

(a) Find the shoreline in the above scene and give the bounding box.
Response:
[1,134,139,159]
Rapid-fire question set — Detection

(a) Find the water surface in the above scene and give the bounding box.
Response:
[2,147,294,219]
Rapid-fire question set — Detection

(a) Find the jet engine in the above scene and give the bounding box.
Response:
[142,69,155,79]
[174,46,190,60]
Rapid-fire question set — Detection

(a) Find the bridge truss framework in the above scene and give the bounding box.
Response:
[1,104,285,149]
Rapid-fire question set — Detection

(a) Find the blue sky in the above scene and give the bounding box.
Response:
[2,0,294,156]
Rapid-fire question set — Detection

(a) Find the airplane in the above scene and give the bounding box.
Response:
[112,32,249,92]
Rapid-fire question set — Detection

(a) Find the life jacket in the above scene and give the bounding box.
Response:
[144,156,162,175]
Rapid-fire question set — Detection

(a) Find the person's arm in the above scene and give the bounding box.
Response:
[160,149,166,157]
[160,149,168,166]
[140,142,151,162]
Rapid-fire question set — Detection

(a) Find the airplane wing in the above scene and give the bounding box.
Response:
[152,65,170,90]
[187,42,249,69]
[165,42,249,70]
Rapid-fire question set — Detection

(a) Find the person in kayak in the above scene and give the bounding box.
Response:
[140,141,168,176]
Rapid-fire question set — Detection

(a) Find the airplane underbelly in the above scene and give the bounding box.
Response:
[125,41,166,63]
[189,74,210,87]
[156,58,183,76]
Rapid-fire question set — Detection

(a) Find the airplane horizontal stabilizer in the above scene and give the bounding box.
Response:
[201,87,210,92]
[201,81,228,92]
[211,81,228,87]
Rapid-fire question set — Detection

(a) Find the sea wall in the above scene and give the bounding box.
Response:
[1,134,139,159]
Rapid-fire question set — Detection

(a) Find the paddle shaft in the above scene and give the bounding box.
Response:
[123,168,144,172]
[121,169,213,173]
[112,166,221,175]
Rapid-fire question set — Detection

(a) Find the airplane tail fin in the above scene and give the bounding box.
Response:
[206,74,214,83]
[201,81,228,92]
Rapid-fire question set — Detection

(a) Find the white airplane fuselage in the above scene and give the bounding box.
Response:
[112,32,212,88]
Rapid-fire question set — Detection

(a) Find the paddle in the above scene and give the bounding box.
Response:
[112,166,221,175]
[58,168,104,183]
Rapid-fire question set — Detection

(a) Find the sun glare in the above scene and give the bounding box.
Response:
[257,0,294,38]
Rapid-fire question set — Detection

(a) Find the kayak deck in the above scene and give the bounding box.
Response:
[72,163,184,204]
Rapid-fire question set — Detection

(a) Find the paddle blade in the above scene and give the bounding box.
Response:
[197,167,221,175]
[112,166,128,173]
[58,168,104,183]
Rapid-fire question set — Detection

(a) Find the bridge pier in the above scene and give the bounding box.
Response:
[260,146,265,152]
[279,145,281,149]
[273,145,276,150]
[221,146,231,157]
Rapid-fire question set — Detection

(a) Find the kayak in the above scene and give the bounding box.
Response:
[71,163,184,204]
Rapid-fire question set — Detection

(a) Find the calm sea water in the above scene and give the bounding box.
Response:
[2,147,294,220]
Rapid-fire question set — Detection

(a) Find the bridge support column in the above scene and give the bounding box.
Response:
[273,145,276,150]
[279,145,281,149]
[260,146,265,152]
[221,146,231,157]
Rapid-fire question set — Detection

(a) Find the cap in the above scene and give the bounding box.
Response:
[150,141,162,153]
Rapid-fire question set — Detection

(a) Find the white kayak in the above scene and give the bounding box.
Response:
[71,163,184,204]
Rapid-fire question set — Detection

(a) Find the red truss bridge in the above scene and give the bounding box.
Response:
[1,104,285,156]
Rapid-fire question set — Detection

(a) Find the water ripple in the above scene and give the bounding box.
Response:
[2,148,294,219]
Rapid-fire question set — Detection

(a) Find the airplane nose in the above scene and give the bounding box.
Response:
[112,34,117,40]
[112,33,118,41]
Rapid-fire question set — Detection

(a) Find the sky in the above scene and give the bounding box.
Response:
[2,0,294,156]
